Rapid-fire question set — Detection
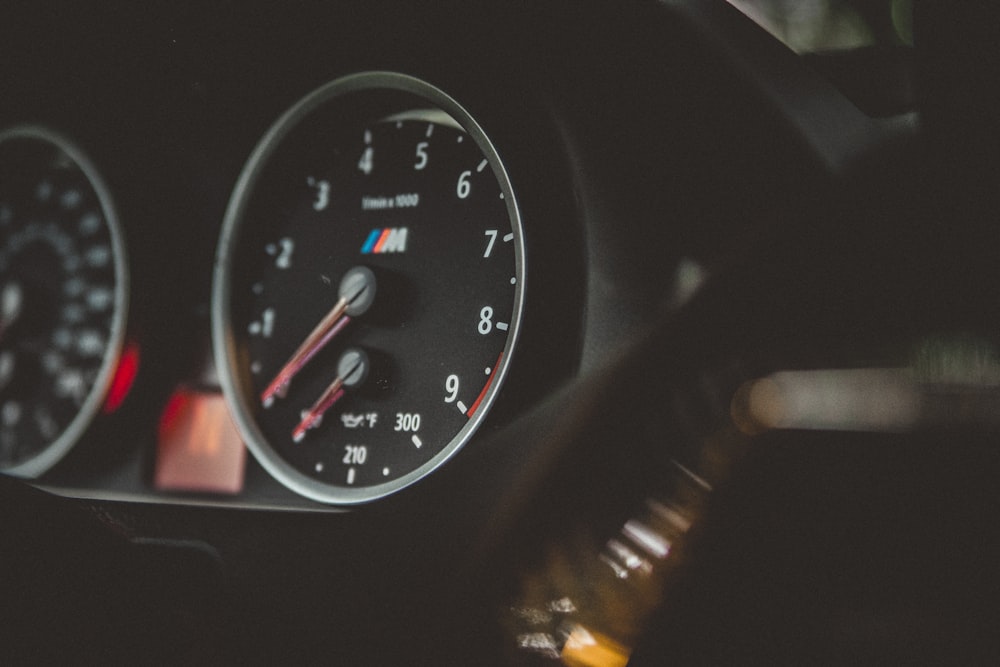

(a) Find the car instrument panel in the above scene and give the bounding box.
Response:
[0,4,918,511]
[214,72,525,504]
[9,2,991,664]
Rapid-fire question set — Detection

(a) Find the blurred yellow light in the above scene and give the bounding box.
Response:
[561,625,630,667]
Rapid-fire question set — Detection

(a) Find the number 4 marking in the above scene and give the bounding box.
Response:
[484,230,497,258]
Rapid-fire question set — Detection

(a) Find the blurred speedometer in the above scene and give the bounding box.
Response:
[0,126,128,477]
[213,72,525,504]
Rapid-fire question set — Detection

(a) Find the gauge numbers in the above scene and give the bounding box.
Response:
[214,73,524,504]
[0,126,128,477]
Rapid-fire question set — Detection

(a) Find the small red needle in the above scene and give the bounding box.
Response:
[260,267,375,407]
[293,379,346,442]
[292,348,369,443]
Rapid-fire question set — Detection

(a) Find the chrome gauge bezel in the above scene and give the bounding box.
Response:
[212,71,526,505]
[0,125,130,478]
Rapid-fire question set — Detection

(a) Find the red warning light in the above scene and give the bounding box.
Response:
[103,340,140,414]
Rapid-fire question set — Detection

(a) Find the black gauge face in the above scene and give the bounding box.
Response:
[0,126,128,477]
[214,72,525,504]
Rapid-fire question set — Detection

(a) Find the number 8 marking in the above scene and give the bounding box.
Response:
[478,306,493,334]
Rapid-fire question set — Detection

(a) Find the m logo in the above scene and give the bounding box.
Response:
[361,227,408,254]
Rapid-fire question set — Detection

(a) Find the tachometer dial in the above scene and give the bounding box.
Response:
[213,72,525,504]
[0,126,128,477]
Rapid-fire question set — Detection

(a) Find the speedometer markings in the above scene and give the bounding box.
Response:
[456,400,468,414]
[411,434,422,449]
[496,322,509,332]
[35,180,52,202]
[503,232,513,242]
[467,353,503,418]
[347,467,356,485]
[425,124,434,138]
[476,159,487,172]
[78,212,101,235]
[60,188,82,210]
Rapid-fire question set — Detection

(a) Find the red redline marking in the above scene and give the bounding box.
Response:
[372,228,392,253]
[466,352,503,417]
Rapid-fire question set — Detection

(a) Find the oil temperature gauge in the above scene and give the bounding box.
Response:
[0,126,128,477]
[213,72,525,504]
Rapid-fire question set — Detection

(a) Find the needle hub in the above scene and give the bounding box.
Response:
[292,347,370,442]
[340,266,376,317]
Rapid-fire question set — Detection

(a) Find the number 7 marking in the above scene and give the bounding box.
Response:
[483,229,497,258]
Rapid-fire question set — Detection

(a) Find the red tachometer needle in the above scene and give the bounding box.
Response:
[261,298,350,407]
[261,266,375,407]
[292,348,369,442]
